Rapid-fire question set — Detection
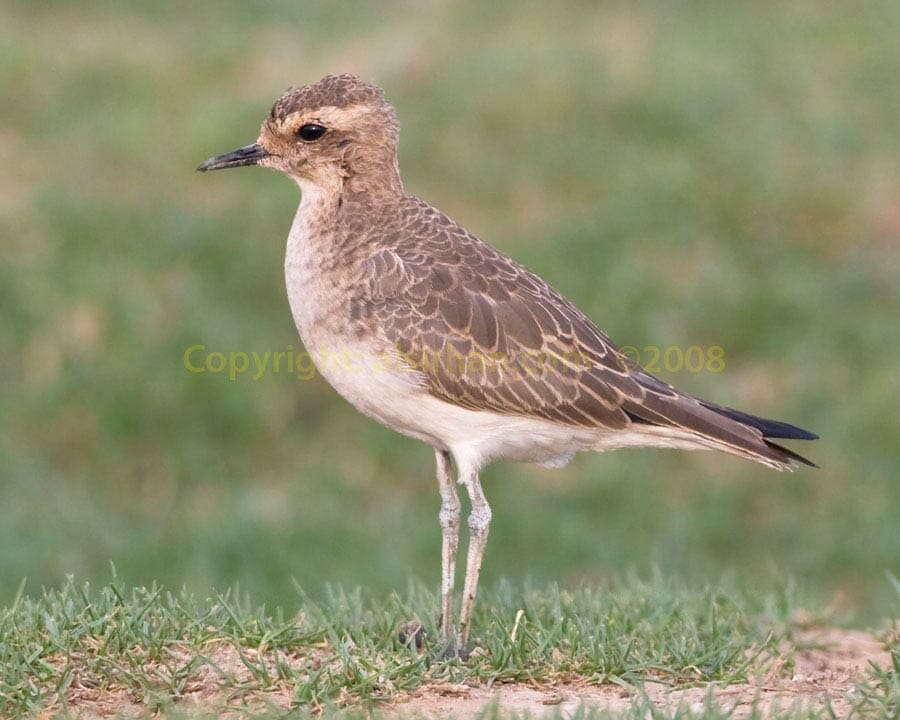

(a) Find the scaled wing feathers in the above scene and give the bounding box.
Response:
[355,198,811,469]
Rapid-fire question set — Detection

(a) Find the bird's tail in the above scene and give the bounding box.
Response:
[698,400,818,468]
[622,373,818,471]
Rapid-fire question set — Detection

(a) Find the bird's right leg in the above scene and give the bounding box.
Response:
[457,470,491,651]
[435,449,460,643]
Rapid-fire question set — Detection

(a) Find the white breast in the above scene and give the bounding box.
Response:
[284,188,436,442]
[284,185,337,341]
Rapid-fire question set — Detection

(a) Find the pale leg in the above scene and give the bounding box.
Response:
[458,471,491,649]
[436,449,460,642]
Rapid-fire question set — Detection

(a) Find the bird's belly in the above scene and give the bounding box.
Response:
[298,331,440,440]
[289,317,601,471]
[312,345,601,469]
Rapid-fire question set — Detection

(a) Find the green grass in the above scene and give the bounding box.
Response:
[1,5,899,716]
[1,575,896,719]
[0,574,813,717]
[2,0,899,618]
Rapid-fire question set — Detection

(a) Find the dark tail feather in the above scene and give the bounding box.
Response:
[764,440,818,468]
[699,401,819,468]
[699,402,819,440]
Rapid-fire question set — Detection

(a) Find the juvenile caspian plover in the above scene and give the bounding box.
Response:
[198,74,817,651]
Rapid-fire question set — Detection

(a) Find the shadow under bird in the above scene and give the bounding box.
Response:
[198,74,817,652]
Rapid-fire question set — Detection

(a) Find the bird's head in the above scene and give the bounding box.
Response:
[198,74,402,198]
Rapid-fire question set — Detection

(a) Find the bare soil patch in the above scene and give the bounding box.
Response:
[401,628,892,718]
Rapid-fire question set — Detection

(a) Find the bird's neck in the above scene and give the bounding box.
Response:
[288,177,391,263]
[343,158,404,202]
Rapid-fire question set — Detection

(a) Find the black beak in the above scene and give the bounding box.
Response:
[197,143,269,172]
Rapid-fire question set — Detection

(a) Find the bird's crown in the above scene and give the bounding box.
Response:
[269,74,390,122]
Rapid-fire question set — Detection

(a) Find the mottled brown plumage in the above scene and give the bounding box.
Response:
[198,74,817,652]
[343,195,813,469]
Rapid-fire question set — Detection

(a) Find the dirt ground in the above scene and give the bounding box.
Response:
[49,627,893,719]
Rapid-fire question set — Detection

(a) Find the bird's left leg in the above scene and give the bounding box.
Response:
[457,470,491,650]
[435,449,460,643]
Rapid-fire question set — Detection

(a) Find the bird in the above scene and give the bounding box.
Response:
[198,74,817,652]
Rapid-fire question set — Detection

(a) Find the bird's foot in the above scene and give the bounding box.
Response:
[398,620,477,659]
[397,620,426,650]
[443,642,470,660]
[438,636,473,660]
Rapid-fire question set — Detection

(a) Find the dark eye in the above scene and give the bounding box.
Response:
[297,123,327,141]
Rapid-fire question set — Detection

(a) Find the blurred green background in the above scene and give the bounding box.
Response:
[1,1,898,621]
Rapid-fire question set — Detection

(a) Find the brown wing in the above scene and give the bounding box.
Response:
[354,199,814,468]
[361,215,641,431]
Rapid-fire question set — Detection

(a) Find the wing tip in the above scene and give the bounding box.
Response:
[707,404,819,469]
[699,402,818,441]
